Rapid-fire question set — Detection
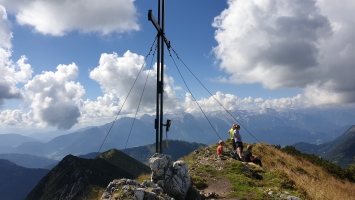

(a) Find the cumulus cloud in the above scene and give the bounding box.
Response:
[0,5,12,50]
[0,109,34,127]
[0,6,33,107]
[212,0,355,106]
[1,0,139,36]
[184,91,330,115]
[78,51,180,125]
[24,63,85,130]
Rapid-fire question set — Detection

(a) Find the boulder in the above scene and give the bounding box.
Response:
[149,153,191,199]
[101,154,192,200]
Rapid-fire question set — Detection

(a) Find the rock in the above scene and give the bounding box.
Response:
[264,188,301,200]
[101,154,193,200]
[149,153,191,199]
[287,196,301,200]
[133,188,145,200]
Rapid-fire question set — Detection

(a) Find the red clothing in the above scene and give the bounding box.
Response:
[217,145,223,155]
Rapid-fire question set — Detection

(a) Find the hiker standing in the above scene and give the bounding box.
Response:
[228,124,237,152]
[234,125,243,160]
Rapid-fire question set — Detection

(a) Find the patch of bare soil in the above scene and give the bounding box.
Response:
[199,177,236,199]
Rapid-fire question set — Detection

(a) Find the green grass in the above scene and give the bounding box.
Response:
[183,143,306,199]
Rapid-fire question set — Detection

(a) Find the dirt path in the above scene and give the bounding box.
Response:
[199,177,235,199]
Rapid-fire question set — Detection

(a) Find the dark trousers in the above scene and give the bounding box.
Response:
[236,141,243,153]
[252,158,263,167]
[231,139,236,151]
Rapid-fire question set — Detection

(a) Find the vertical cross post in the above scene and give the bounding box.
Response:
[148,0,170,153]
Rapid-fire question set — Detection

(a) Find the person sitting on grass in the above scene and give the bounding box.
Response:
[243,145,262,167]
[216,140,229,157]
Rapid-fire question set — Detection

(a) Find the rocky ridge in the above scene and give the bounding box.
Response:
[100,145,302,200]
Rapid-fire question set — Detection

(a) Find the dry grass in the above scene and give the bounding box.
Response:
[257,144,355,200]
[135,173,151,183]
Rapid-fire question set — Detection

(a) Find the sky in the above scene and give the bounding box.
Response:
[0,0,355,134]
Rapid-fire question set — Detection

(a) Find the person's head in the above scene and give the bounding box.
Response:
[247,145,252,151]
[218,140,224,145]
[232,123,237,128]
[235,124,240,130]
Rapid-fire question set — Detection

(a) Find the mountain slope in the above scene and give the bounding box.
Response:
[98,149,151,178]
[323,126,355,167]
[25,149,150,200]
[293,125,355,168]
[0,159,49,200]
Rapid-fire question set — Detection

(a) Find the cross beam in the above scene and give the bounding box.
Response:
[148,10,171,48]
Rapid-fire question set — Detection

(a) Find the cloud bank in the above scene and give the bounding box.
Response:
[212,0,355,106]
[0,0,139,36]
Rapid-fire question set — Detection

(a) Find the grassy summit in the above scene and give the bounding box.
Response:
[122,141,355,199]
[179,142,355,199]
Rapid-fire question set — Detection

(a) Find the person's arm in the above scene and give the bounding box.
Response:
[235,132,241,139]
[250,154,255,161]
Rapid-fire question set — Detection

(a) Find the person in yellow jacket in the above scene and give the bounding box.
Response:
[228,124,237,152]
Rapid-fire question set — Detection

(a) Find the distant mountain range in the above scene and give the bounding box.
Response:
[0,153,57,169]
[0,108,354,162]
[0,133,38,148]
[293,125,355,168]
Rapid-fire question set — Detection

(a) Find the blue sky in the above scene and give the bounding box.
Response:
[0,0,354,134]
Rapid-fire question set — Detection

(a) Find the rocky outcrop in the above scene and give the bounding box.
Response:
[101,178,174,200]
[150,153,191,199]
[101,153,192,200]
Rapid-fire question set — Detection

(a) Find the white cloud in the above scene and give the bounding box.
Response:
[183,90,348,115]
[1,0,139,36]
[24,63,85,130]
[0,5,12,50]
[212,0,355,106]
[78,51,181,125]
[0,6,33,107]
[0,109,34,127]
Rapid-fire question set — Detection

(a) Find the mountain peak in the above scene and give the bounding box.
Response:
[25,149,150,200]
